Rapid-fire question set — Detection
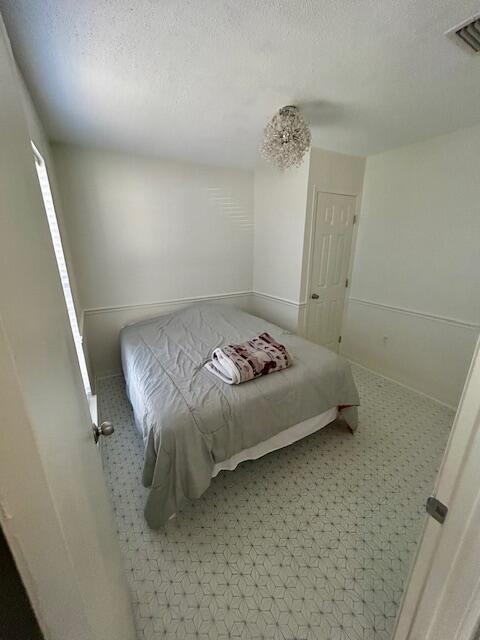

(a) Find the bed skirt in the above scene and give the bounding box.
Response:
[212,406,339,477]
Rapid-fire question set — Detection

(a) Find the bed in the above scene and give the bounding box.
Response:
[120,303,359,528]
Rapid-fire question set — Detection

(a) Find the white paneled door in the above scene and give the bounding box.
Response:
[0,19,136,640]
[305,191,356,351]
[393,337,480,640]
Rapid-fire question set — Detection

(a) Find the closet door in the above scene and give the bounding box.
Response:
[305,191,356,351]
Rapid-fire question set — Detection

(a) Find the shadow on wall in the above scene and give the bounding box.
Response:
[0,526,43,639]
[206,187,253,233]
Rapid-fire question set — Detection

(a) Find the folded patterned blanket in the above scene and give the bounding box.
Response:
[204,332,292,384]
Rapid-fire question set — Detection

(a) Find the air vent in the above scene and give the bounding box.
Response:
[447,15,480,53]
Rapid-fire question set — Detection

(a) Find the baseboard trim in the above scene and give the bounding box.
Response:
[345,356,457,411]
[83,290,252,317]
[348,297,479,331]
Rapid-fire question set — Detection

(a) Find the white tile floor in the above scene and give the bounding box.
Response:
[98,365,453,640]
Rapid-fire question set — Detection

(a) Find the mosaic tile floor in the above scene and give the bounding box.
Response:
[98,365,453,640]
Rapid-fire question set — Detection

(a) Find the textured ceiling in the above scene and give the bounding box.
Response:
[1,0,480,168]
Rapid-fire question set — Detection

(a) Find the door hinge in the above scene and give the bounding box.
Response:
[345,278,349,288]
[338,335,342,344]
[426,496,448,524]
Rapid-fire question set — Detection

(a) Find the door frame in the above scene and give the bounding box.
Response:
[299,186,362,342]
[393,336,480,640]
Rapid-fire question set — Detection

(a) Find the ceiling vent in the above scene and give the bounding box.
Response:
[446,14,480,53]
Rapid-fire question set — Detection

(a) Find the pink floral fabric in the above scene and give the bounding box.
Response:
[205,332,292,384]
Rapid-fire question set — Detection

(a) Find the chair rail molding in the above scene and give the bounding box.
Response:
[250,291,306,335]
[251,291,307,309]
[83,289,308,381]
[83,290,252,317]
[343,296,479,408]
[82,291,253,380]
[348,297,480,331]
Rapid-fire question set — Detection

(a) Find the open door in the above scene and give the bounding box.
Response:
[0,18,136,640]
[393,336,480,640]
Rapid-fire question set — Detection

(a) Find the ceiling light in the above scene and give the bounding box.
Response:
[260,105,311,170]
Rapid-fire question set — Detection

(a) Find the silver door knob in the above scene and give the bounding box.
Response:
[311,293,319,299]
[92,421,114,444]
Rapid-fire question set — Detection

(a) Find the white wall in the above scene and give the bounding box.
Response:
[253,156,310,304]
[343,124,480,407]
[252,155,310,329]
[51,129,478,408]
[52,144,254,375]
[53,144,254,309]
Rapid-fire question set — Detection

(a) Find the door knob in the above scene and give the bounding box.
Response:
[311,293,319,299]
[92,421,114,444]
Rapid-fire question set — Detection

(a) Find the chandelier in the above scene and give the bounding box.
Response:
[260,105,311,170]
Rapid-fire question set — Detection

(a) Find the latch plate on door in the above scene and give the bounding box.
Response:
[426,496,448,524]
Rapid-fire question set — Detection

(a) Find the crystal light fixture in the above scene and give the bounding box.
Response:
[260,105,311,170]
